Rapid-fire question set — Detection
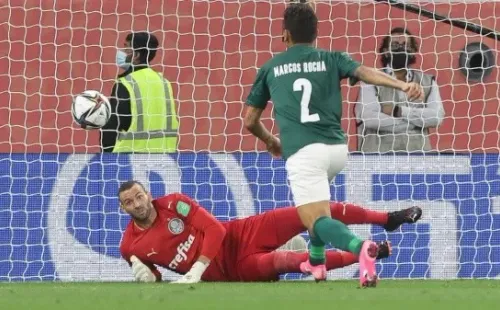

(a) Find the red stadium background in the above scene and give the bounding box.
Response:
[1,0,499,153]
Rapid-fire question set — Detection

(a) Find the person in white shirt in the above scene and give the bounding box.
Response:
[355,27,445,153]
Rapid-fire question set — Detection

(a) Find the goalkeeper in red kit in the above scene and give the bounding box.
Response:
[119,181,422,284]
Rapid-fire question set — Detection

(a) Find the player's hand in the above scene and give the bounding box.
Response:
[172,272,201,284]
[130,255,156,283]
[401,82,424,102]
[265,135,282,158]
[171,261,207,284]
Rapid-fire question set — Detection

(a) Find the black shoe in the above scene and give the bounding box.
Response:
[376,241,392,259]
[383,206,422,232]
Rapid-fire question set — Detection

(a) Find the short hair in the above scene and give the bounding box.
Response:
[283,3,318,44]
[118,180,147,197]
[125,32,159,64]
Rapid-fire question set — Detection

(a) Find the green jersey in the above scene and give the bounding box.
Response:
[246,45,361,160]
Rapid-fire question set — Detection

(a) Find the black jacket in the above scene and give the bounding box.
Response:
[100,65,150,152]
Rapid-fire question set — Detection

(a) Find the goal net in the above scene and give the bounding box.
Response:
[1,0,500,281]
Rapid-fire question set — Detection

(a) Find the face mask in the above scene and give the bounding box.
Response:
[384,46,416,70]
[116,50,131,70]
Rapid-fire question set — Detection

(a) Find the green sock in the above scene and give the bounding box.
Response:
[313,216,364,255]
[308,235,325,265]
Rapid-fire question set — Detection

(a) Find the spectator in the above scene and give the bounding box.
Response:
[101,32,178,153]
[355,28,445,153]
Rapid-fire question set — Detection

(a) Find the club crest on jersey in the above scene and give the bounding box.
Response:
[167,218,184,235]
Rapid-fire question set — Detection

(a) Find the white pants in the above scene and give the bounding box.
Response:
[286,143,348,206]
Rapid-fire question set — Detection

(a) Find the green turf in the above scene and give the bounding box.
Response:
[1,280,499,310]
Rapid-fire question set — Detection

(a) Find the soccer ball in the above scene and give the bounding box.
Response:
[72,90,111,129]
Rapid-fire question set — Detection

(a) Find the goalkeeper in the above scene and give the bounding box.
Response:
[243,2,424,286]
[119,181,422,284]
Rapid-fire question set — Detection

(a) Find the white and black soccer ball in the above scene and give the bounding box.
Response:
[72,90,111,129]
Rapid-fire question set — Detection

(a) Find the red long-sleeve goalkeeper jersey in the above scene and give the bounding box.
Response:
[120,193,228,281]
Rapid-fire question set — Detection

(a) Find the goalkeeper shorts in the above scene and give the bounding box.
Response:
[286,143,348,206]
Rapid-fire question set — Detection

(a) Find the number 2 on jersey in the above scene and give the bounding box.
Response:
[293,78,320,123]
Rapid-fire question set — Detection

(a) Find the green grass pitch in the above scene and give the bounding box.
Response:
[1,280,499,310]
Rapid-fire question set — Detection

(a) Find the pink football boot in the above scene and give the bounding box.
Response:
[359,241,379,288]
[300,260,327,282]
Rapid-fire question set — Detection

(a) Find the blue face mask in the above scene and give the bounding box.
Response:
[116,50,130,70]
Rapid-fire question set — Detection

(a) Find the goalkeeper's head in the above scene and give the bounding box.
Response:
[282,2,318,47]
[118,180,154,222]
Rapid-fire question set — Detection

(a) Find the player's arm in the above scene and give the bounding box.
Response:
[170,194,226,283]
[244,106,281,157]
[334,51,423,102]
[354,65,423,102]
[244,106,270,142]
[353,65,404,91]
[179,194,226,264]
[244,65,282,157]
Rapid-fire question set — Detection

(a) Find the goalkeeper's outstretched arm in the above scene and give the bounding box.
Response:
[171,194,227,284]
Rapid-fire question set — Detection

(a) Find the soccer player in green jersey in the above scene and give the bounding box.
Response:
[244,2,424,287]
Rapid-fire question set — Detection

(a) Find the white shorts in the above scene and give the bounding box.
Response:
[286,143,348,206]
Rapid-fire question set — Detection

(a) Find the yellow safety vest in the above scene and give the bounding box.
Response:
[113,68,178,153]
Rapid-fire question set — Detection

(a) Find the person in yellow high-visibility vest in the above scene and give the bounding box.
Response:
[101,32,178,153]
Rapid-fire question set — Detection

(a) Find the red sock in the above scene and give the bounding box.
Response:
[259,251,359,275]
[326,251,358,270]
[330,202,388,226]
[268,252,307,274]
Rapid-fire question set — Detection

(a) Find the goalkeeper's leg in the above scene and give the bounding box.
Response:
[238,251,357,282]
[235,189,416,285]
[238,241,392,282]
[246,202,413,252]
[330,202,422,231]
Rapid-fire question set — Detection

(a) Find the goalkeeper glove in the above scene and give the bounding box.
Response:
[172,261,208,284]
[130,255,156,283]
